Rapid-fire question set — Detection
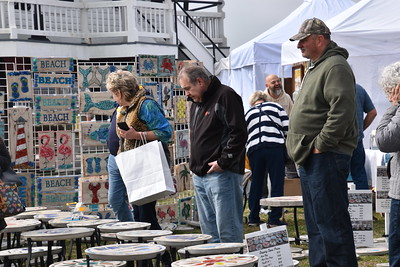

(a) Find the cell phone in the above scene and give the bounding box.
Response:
[117,122,130,131]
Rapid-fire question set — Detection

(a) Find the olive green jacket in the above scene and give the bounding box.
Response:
[287,41,358,166]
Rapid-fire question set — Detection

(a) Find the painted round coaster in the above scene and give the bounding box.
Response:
[34,212,72,222]
[356,246,388,256]
[171,254,258,267]
[376,263,389,267]
[290,247,302,253]
[68,219,118,228]
[154,234,212,248]
[3,219,41,232]
[22,227,95,241]
[49,259,126,266]
[185,243,246,255]
[117,230,173,242]
[374,237,387,243]
[86,243,166,261]
[0,246,62,260]
[293,259,299,266]
[48,215,100,227]
[15,209,61,219]
[97,222,151,233]
[291,252,307,260]
[25,206,48,212]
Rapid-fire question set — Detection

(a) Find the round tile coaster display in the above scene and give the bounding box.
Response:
[293,259,299,266]
[183,243,246,255]
[49,258,126,266]
[356,246,388,256]
[21,227,95,241]
[48,215,100,228]
[15,209,61,220]
[154,234,212,248]
[3,219,41,232]
[376,263,390,267]
[67,219,118,228]
[171,254,258,267]
[97,222,151,233]
[85,243,166,261]
[34,212,72,222]
[25,206,48,212]
[0,246,63,260]
[290,247,303,254]
[291,252,307,260]
[116,229,173,242]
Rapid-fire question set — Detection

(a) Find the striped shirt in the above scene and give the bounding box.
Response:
[245,102,289,155]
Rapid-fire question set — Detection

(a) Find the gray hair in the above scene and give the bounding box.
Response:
[249,91,268,107]
[379,61,400,96]
[178,66,210,84]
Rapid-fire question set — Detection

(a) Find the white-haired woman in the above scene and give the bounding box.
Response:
[376,61,400,267]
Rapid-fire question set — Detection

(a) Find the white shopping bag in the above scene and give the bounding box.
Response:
[115,140,176,206]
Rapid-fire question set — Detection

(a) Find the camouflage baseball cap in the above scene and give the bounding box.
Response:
[290,18,331,41]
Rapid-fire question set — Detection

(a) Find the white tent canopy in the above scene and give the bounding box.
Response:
[281,0,400,148]
[217,0,354,110]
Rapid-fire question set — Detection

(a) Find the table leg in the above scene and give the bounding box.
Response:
[126,261,134,267]
[46,240,54,266]
[76,238,83,258]
[170,247,177,262]
[294,207,300,245]
[86,255,90,267]
[27,238,33,267]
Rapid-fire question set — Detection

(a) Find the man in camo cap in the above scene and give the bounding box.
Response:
[287,18,358,266]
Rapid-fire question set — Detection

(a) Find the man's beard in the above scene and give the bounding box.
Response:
[271,88,283,96]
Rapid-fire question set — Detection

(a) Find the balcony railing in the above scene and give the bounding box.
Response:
[0,0,226,46]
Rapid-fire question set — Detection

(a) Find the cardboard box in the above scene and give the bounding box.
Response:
[284,178,302,196]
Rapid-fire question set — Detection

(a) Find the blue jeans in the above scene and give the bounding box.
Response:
[107,154,134,221]
[248,146,285,223]
[350,140,369,189]
[193,171,243,243]
[299,152,357,267]
[389,198,400,267]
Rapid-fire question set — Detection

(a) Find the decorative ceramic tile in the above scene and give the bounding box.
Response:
[80,121,111,146]
[172,255,258,267]
[49,259,126,266]
[82,153,109,176]
[157,55,176,77]
[0,91,5,114]
[160,82,173,110]
[17,172,35,207]
[37,190,78,208]
[175,163,192,192]
[79,176,109,204]
[97,222,151,233]
[32,58,74,72]
[38,131,56,171]
[97,66,111,90]
[176,60,203,74]
[79,91,117,116]
[143,82,160,104]
[56,131,74,170]
[35,110,77,126]
[156,203,178,224]
[33,73,75,89]
[78,66,92,89]
[174,96,188,124]
[7,71,33,101]
[8,107,34,169]
[175,130,189,159]
[154,234,212,247]
[86,243,165,261]
[35,95,77,111]
[21,227,94,241]
[37,176,78,192]
[139,55,158,76]
[178,196,194,223]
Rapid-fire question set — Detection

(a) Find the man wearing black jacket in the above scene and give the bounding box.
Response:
[178,66,247,243]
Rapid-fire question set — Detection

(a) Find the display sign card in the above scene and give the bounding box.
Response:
[32,58,74,72]
[348,190,373,248]
[245,225,293,267]
[376,166,391,213]
[33,73,75,89]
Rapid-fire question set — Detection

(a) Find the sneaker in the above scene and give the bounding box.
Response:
[268,220,287,227]
[248,220,265,227]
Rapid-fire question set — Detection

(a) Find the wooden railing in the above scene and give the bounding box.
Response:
[0,0,226,46]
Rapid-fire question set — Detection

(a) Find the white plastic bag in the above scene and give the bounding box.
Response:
[115,140,175,206]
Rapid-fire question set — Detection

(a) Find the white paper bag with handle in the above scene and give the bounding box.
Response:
[115,140,176,206]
